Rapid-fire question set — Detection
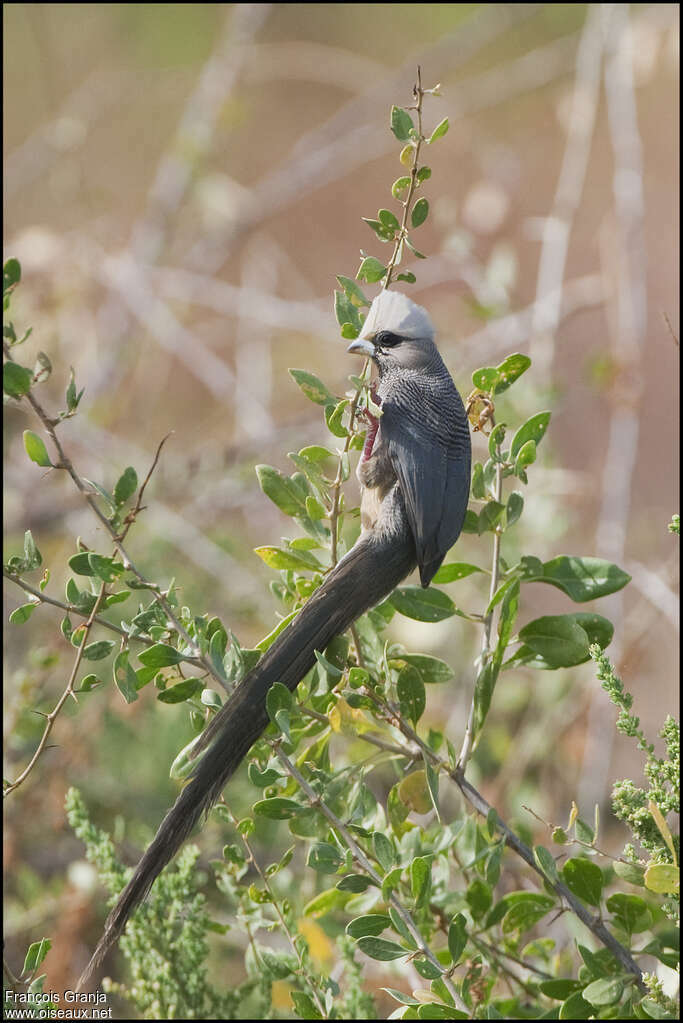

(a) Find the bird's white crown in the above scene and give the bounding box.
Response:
[359,290,434,341]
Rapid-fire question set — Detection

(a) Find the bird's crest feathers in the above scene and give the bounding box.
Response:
[360,290,434,341]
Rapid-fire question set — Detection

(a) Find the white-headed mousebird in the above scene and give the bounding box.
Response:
[77,290,471,988]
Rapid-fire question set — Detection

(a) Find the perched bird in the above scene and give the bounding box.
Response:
[77,289,471,988]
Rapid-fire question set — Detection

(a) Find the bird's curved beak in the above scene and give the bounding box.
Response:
[346,338,375,358]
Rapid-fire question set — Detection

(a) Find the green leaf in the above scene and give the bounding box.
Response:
[448,913,467,965]
[255,464,306,517]
[514,439,536,473]
[113,466,138,505]
[502,894,555,934]
[325,397,350,437]
[391,105,415,141]
[356,936,407,961]
[539,980,582,1001]
[266,681,292,725]
[558,991,594,1019]
[68,553,95,577]
[357,256,387,284]
[391,587,455,622]
[396,272,417,284]
[517,615,590,667]
[506,492,524,528]
[289,368,337,406]
[373,832,396,873]
[431,561,483,584]
[254,545,321,573]
[113,650,139,704]
[391,176,412,199]
[487,422,507,462]
[428,117,449,143]
[335,290,363,333]
[256,609,299,652]
[87,554,125,582]
[290,992,323,1020]
[411,856,432,907]
[307,842,343,874]
[138,643,184,668]
[404,236,426,259]
[522,555,631,602]
[82,640,116,661]
[247,763,281,787]
[474,578,519,731]
[534,845,559,884]
[414,960,443,982]
[379,209,401,230]
[613,860,645,887]
[411,198,429,228]
[253,797,304,820]
[4,258,21,293]
[416,166,432,184]
[397,664,426,725]
[347,915,391,939]
[337,874,374,893]
[561,858,604,907]
[340,322,359,340]
[644,862,679,894]
[102,590,131,608]
[9,602,38,624]
[399,654,454,684]
[336,275,371,306]
[22,530,42,571]
[510,412,551,459]
[582,977,624,1007]
[4,362,33,398]
[363,218,396,242]
[157,677,204,704]
[472,366,500,392]
[382,988,420,1007]
[22,938,51,976]
[23,430,52,467]
[493,353,531,395]
[478,501,506,534]
[466,878,492,920]
[65,367,84,413]
[606,893,652,934]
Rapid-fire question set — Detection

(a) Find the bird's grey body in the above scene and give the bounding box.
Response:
[77,290,471,989]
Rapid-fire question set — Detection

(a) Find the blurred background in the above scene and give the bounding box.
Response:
[3,2,679,1006]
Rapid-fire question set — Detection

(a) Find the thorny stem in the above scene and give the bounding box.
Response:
[272,745,471,1016]
[4,582,108,798]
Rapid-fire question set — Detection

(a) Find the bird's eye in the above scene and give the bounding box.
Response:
[375,331,402,348]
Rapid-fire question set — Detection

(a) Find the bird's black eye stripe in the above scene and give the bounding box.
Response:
[375,331,402,348]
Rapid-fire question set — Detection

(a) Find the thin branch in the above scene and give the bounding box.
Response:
[383,65,425,290]
[359,690,646,992]
[118,431,173,543]
[458,439,503,770]
[2,571,205,667]
[220,798,328,1019]
[4,582,107,798]
[3,342,225,689]
[272,745,470,1015]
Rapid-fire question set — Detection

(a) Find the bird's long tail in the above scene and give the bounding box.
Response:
[77,488,416,989]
